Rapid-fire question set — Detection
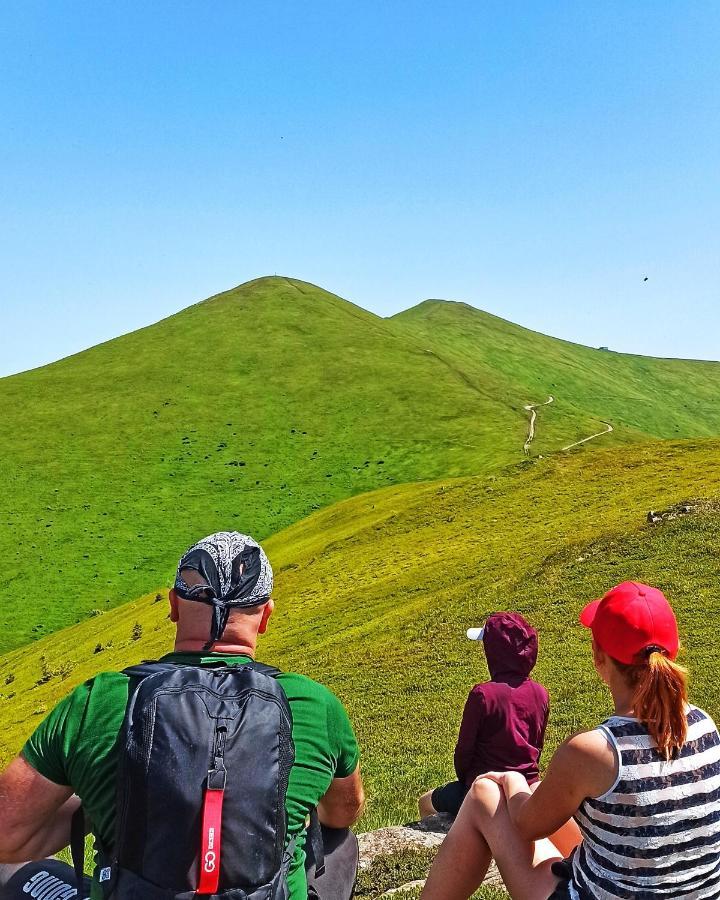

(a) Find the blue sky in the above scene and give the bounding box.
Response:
[1,1,718,376]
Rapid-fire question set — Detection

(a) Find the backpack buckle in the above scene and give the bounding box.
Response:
[207,763,227,791]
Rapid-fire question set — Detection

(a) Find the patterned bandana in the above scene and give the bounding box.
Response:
[174,532,273,648]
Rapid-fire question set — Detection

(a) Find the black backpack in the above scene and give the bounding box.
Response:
[73,660,299,899]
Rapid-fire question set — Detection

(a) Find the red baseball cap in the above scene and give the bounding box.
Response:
[579,581,679,665]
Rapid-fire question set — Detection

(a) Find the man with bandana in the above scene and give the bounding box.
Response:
[0,532,364,900]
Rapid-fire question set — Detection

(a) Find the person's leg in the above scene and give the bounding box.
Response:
[0,860,91,900]
[421,779,562,900]
[422,782,468,819]
[305,826,358,900]
[419,790,437,818]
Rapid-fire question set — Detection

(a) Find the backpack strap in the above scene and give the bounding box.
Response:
[243,659,282,679]
[246,659,315,875]
[70,805,86,891]
[100,661,177,881]
[122,661,177,681]
[308,808,326,878]
[122,659,282,678]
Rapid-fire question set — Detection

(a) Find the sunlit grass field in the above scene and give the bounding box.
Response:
[3,439,719,834]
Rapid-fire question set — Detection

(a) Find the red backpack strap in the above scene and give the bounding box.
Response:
[197,726,228,894]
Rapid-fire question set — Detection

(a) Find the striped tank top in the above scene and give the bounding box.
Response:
[570,706,720,900]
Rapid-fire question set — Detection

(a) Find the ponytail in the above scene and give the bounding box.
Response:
[616,652,689,759]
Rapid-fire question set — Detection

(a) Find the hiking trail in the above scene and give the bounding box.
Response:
[562,421,614,451]
[523,395,554,454]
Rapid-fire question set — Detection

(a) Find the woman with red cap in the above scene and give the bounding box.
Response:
[422,582,720,900]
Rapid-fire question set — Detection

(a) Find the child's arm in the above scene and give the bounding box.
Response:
[453,688,484,782]
[537,687,550,751]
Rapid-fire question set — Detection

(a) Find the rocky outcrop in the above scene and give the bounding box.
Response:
[357,815,503,895]
[646,498,719,525]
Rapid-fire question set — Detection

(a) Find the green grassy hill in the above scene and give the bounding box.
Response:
[3,439,719,829]
[392,300,720,452]
[2,275,720,654]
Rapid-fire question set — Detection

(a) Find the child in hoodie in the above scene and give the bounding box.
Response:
[419,612,549,818]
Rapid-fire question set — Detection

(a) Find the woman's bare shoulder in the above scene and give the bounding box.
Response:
[553,727,618,798]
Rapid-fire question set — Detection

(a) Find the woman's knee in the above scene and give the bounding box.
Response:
[467,776,504,814]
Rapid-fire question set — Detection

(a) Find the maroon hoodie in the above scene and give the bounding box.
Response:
[454,612,549,786]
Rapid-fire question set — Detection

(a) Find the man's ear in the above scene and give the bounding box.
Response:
[258,598,274,634]
[169,588,180,623]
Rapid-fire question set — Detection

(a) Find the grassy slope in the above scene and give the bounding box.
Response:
[0,277,517,653]
[2,276,720,654]
[3,440,719,831]
[392,300,720,454]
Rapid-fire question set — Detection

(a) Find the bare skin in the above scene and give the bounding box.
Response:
[0,761,76,862]
[421,643,629,900]
[0,582,364,862]
[418,789,437,819]
[418,782,583,858]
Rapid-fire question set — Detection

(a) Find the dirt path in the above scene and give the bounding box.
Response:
[523,395,554,454]
[562,421,614,451]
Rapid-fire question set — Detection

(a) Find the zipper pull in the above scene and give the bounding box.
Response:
[208,725,227,790]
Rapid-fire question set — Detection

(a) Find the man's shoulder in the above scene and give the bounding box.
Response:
[274,669,343,706]
[90,668,133,686]
[81,659,347,718]
[51,669,132,727]
[22,668,132,784]
[59,669,130,705]
[85,668,134,695]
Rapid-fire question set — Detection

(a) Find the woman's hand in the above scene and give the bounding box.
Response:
[474,771,508,785]
[473,771,533,828]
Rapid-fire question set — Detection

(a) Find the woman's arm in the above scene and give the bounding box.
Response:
[483,729,617,842]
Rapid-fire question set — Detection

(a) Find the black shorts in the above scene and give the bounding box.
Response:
[0,860,91,900]
[431,780,469,817]
[546,858,573,899]
[306,826,358,900]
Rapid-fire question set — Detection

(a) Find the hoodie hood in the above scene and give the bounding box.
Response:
[482,612,538,679]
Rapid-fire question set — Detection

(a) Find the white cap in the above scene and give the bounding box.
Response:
[466,626,485,641]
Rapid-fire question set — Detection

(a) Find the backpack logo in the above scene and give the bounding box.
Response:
[204,825,217,871]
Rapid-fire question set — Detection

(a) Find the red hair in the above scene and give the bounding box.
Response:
[615,651,688,759]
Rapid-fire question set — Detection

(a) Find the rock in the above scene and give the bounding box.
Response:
[380,879,426,896]
[357,821,448,868]
[647,500,708,526]
[358,816,503,888]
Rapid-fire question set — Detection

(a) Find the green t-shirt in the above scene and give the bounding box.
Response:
[22,652,359,900]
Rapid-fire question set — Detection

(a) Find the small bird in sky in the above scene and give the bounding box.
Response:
[643,276,649,281]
